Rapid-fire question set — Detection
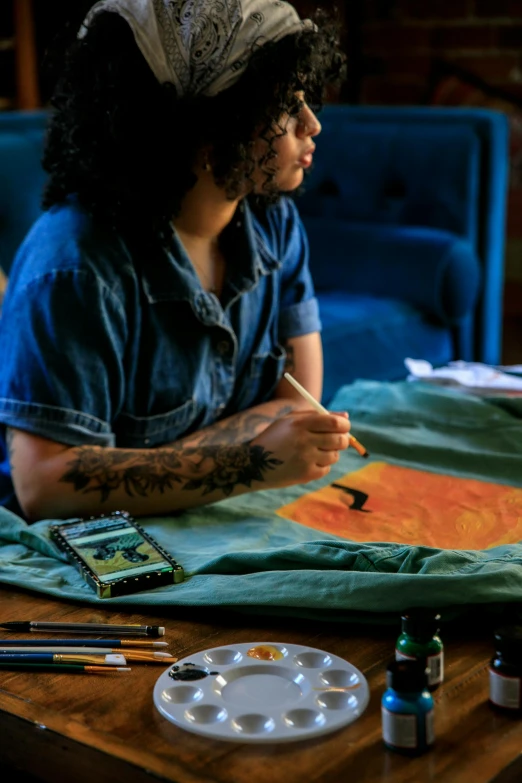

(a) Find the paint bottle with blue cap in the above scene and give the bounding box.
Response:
[382,659,435,755]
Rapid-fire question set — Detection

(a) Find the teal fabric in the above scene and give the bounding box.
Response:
[1,381,522,623]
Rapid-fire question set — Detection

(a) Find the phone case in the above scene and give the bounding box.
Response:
[49,511,184,598]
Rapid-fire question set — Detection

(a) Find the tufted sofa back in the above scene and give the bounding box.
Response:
[298,121,480,248]
[296,105,509,367]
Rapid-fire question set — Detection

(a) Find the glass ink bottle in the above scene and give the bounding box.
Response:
[489,626,522,714]
[381,659,435,755]
[395,609,444,691]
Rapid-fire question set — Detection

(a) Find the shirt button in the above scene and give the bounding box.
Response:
[216,403,226,414]
[194,292,220,326]
[217,340,230,356]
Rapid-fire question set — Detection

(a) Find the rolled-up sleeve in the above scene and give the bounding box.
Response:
[0,268,127,446]
[276,198,322,341]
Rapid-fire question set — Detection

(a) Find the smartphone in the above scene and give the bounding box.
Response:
[50,511,184,598]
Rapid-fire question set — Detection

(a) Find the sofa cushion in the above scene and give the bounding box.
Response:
[304,219,481,325]
[318,291,453,404]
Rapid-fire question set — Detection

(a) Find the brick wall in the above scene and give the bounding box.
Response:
[359,0,522,105]
[357,1,522,294]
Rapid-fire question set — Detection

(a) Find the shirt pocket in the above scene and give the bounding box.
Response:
[113,397,198,448]
[249,341,287,399]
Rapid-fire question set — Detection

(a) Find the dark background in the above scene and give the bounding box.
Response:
[2,1,520,107]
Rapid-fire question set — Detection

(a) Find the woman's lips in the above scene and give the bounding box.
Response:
[298,145,316,168]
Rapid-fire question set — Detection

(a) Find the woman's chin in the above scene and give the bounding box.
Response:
[276,169,305,192]
[250,167,304,196]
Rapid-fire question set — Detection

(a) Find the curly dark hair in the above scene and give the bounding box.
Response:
[42,6,344,243]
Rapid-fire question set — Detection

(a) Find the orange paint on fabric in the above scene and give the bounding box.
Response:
[276,462,522,550]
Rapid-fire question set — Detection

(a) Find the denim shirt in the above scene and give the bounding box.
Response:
[0,196,321,512]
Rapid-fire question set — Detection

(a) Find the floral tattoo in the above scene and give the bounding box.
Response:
[179,406,293,448]
[60,405,294,502]
[60,444,282,501]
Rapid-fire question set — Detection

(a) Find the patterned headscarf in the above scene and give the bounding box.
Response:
[79,0,314,97]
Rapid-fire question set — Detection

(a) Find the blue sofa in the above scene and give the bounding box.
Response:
[0,106,510,404]
[296,106,509,402]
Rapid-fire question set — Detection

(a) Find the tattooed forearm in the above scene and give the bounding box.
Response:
[171,404,293,449]
[60,444,282,502]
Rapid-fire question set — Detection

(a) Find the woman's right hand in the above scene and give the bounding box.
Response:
[250,410,351,488]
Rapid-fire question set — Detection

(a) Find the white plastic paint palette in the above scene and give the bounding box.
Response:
[153,642,370,743]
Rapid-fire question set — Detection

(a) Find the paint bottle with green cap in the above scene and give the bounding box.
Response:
[395,609,444,691]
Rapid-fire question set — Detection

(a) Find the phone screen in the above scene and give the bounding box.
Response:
[59,517,174,583]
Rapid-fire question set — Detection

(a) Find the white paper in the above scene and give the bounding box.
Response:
[405,359,522,393]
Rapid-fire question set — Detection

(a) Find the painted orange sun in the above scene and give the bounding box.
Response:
[276,462,522,550]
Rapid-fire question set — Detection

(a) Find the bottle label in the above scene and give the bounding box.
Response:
[427,652,443,687]
[489,668,522,710]
[395,650,444,686]
[381,707,418,749]
[395,650,416,661]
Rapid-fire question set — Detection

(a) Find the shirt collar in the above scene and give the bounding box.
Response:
[140,200,282,304]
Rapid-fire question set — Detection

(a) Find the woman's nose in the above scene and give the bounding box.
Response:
[297,104,322,138]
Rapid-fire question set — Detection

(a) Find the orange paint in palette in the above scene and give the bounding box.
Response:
[276,461,522,550]
[247,645,285,661]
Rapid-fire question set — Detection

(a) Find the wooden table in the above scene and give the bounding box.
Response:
[1,586,521,783]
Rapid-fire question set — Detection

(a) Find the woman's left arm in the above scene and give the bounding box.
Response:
[273,331,323,403]
[269,196,324,403]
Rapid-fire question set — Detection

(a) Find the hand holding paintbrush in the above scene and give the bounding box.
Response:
[284,373,369,458]
[249,375,362,488]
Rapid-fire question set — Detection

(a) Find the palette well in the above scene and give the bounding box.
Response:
[153,641,369,743]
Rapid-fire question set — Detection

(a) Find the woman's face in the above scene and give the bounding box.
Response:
[252,93,322,193]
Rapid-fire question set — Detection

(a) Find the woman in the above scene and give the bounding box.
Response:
[0,0,350,521]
